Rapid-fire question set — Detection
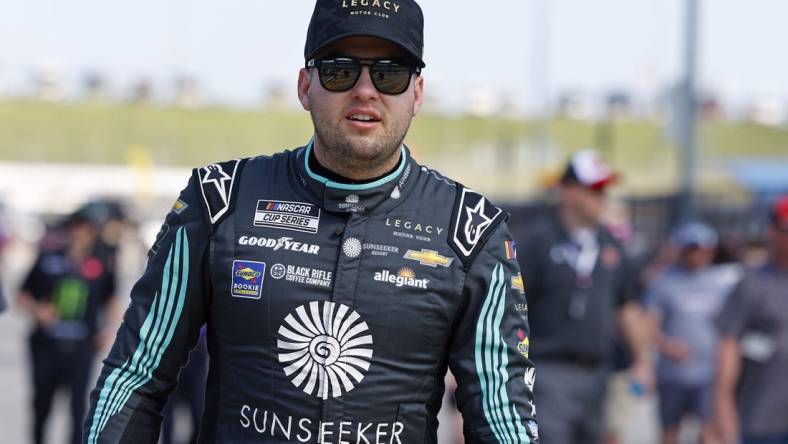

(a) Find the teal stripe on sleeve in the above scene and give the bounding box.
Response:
[95,229,181,436]
[87,241,174,444]
[474,263,531,443]
[485,266,513,443]
[490,264,530,442]
[87,227,190,443]
[475,263,509,443]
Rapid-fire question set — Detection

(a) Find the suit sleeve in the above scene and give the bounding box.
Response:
[83,172,211,443]
[615,250,639,307]
[0,275,6,313]
[715,274,752,338]
[449,221,539,443]
[21,253,49,300]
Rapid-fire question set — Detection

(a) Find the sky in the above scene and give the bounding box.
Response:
[1,0,787,113]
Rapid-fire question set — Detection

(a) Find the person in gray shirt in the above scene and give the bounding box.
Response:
[715,196,788,444]
[646,222,740,444]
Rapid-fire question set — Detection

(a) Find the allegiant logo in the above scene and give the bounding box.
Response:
[373,268,429,289]
[342,0,401,13]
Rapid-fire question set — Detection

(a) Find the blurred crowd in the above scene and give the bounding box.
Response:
[1,151,787,444]
[500,151,788,444]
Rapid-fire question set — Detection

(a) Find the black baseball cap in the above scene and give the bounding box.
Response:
[305,0,426,68]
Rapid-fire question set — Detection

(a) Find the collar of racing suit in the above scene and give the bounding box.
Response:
[290,138,421,215]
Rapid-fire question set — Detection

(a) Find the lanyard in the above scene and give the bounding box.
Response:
[567,230,599,319]
[569,229,600,284]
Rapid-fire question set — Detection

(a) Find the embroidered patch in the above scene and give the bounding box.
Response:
[231,260,266,299]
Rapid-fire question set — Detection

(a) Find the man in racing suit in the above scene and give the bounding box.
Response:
[83,1,538,443]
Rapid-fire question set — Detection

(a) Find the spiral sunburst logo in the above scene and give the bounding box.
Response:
[277,301,373,399]
[342,237,362,258]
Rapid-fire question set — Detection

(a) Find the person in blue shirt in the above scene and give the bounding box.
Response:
[645,222,740,444]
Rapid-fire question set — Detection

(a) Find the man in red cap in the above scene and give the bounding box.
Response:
[715,196,788,444]
[516,149,653,444]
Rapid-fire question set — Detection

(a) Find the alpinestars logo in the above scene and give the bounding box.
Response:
[277,301,373,399]
[450,187,503,258]
[465,199,494,246]
[197,160,241,224]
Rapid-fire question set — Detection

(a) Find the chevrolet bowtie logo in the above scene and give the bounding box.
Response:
[512,274,525,294]
[404,249,454,268]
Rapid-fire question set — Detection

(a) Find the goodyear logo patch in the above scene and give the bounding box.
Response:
[254,200,321,234]
[231,260,266,299]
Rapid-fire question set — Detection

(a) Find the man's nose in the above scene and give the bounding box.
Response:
[350,66,379,100]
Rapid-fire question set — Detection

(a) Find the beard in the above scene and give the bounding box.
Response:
[309,106,411,171]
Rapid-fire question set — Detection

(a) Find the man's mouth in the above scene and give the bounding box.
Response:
[348,114,380,122]
[346,109,382,125]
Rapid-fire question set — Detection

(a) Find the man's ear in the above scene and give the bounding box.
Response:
[298,68,312,111]
[412,74,424,116]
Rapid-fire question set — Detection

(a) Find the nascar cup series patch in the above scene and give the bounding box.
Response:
[254,200,321,234]
[231,260,266,299]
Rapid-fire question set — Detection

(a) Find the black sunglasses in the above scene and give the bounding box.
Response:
[306,57,421,95]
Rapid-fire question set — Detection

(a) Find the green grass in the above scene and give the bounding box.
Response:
[1,100,786,170]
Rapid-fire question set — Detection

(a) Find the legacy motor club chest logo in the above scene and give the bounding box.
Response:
[231,260,266,299]
[277,301,373,399]
[386,217,444,243]
[254,200,321,234]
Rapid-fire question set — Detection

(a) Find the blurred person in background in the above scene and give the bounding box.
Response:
[0,204,8,313]
[715,196,788,444]
[517,149,653,444]
[82,1,538,443]
[0,274,6,313]
[17,210,119,444]
[645,222,740,444]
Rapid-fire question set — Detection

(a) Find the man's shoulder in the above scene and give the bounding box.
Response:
[243,148,299,168]
[417,164,457,189]
[705,264,743,288]
[190,148,299,225]
[517,211,560,245]
[443,181,508,270]
[738,263,783,290]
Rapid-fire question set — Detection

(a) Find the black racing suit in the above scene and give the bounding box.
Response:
[83,142,538,443]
